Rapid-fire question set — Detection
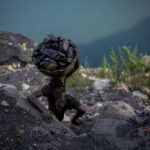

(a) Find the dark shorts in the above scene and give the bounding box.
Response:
[66,94,81,110]
[52,94,81,121]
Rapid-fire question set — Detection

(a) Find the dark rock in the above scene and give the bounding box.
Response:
[57,36,64,41]
[42,37,51,44]
[0,30,37,66]
[48,34,57,42]
[129,110,150,126]
[0,86,17,106]
[40,48,57,58]
[44,57,53,62]
[32,57,39,65]
[67,58,74,63]
[51,42,59,50]
[67,47,74,58]
[32,56,40,64]
[0,84,19,99]
[69,41,77,48]
[35,43,42,51]
[62,133,120,150]
[58,60,66,66]
[102,90,140,110]
[33,51,40,56]
[59,40,69,51]
[58,51,66,57]
[39,55,45,61]
[91,119,128,137]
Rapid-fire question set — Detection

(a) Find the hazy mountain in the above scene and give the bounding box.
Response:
[78,17,150,67]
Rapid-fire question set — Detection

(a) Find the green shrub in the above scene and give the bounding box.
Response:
[96,55,113,78]
[84,56,91,75]
[84,56,90,69]
[66,66,91,91]
[97,46,150,89]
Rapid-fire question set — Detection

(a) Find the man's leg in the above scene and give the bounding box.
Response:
[71,105,86,125]
[66,94,86,125]
[54,109,66,121]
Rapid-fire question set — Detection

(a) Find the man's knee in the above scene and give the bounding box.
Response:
[77,105,86,114]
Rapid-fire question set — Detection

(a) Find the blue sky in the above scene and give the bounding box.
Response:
[0,0,150,44]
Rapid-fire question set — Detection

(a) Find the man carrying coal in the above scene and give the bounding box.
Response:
[27,35,86,125]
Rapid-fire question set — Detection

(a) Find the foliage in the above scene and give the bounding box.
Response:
[0,37,6,45]
[109,48,121,79]
[84,56,91,75]
[97,46,150,89]
[96,55,112,78]
[66,66,91,91]
[18,129,25,137]
[84,56,90,68]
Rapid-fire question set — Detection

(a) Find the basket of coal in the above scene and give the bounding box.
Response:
[32,34,78,77]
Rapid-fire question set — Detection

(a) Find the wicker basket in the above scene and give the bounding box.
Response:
[37,56,77,77]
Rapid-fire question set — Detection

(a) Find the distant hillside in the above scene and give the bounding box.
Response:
[78,17,150,67]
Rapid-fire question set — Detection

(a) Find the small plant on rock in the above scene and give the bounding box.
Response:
[18,129,25,137]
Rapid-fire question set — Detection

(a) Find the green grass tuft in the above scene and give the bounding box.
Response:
[96,46,150,89]
[18,129,25,137]
[66,66,91,91]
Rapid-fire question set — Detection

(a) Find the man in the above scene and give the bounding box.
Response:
[27,57,86,125]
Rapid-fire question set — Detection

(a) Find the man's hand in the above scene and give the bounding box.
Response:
[41,110,54,123]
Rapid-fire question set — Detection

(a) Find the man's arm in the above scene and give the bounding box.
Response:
[27,88,53,122]
[66,57,80,78]
[27,89,47,113]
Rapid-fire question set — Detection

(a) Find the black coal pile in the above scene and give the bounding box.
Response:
[32,34,78,76]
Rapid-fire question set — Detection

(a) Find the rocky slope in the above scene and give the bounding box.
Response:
[0,30,37,66]
[0,31,150,150]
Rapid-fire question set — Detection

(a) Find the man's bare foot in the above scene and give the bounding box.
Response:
[71,119,83,126]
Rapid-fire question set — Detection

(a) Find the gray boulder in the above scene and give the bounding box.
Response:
[0,83,19,99]
[91,119,127,136]
[62,133,120,150]
[101,90,141,110]
[62,132,143,150]
[142,55,150,64]
[92,79,111,91]
[113,82,129,92]
[132,90,148,100]
[99,101,136,120]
